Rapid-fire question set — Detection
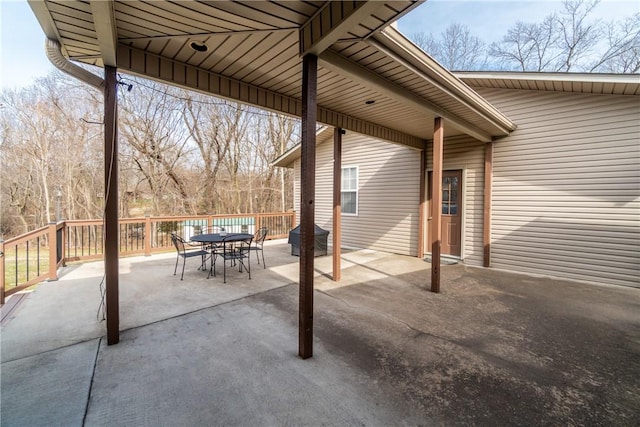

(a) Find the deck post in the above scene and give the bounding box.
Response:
[48,222,58,281]
[104,65,119,345]
[332,128,344,281]
[299,54,317,359]
[483,141,493,267]
[60,223,67,267]
[144,215,151,256]
[431,117,444,293]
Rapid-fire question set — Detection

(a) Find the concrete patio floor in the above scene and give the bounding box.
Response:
[1,240,639,426]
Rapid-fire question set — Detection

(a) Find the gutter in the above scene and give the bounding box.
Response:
[455,71,640,84]
[45,38,105,90]
[374,27,516,135]
[272,127,333,168]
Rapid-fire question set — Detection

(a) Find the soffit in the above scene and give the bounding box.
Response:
[29,0,516,147]
[457,72,640,96]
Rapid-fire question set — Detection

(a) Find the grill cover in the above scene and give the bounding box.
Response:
[288,224,329,257]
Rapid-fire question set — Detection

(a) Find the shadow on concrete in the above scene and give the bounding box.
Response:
[1,241,639,426]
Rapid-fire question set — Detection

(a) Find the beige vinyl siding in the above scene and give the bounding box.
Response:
[293,132,422,256]
[293,161,300,214]
[475,87,640,287]
[426,136,486,266]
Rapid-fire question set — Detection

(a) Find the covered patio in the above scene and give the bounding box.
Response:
[26,0,516,353]
[2,241,639,425]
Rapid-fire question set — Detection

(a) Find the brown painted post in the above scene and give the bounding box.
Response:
[144,215,151,256]
[60,223,67,267]
[418,148,426,258]
[332,128,343,281]
[0,238,5,305]
[431,117,444,293]
[299,54,317,359]
[48,222,58,281]
[104,65,119,345]
[483,141,493,267]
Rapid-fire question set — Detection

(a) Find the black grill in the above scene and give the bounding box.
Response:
[288,224,329,257]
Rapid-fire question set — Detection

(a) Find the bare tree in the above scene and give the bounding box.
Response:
[589,13,640,73]
[556,0,601,71]
[488,0,638,73]
[264,113,298,212]
[239,112,298,213]
[489,16,561,71]
[119,79,193,215]
[1,69,298,237]
[183,95,240,214]
[412,24,488,70]
[0,72,104,234]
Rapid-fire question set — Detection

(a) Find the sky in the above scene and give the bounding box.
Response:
[1,0,638,91]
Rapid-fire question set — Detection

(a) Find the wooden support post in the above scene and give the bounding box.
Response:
[431,117,444,293]
[332,128,343,281]
[48,222,58,281]
[144,215,151,256]
[104,65,119,345]
[299,54,317,359]
[60,223,67,267]
[483,141,493,267]
[418,148,426,258]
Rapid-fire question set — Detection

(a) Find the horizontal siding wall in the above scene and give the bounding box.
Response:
[293,160,300,214]
[426,136,486,266]
[294,132,422,256]
[475,87,640,287]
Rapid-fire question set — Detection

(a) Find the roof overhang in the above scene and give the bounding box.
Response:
[273,127,334,168]
[28,0,516,147]
[456,71,640,95]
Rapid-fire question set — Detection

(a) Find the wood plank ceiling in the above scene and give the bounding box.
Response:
[28,0,516,147]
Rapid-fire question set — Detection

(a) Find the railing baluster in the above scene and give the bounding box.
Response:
[26,240,29,282]
[15,245,18,287]
[74,226,78,258]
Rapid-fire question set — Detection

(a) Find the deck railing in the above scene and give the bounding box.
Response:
[0,212,296,304]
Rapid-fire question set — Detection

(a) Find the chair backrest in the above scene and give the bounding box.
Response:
[254,227,268,245]
[171,233,187,253]
[241,235,254,252]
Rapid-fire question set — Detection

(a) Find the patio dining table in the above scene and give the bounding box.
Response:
[190,233,253,247]
[190,233,253,282]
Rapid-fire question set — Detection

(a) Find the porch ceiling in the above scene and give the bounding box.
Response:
[28,0,516,147]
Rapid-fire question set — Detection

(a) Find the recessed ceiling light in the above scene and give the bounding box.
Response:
[190,41,208,52]
[365,100,375,105]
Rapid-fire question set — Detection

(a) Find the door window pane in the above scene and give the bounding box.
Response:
[442,174,460,216]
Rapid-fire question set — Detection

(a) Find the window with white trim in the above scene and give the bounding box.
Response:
[341,166,358,215]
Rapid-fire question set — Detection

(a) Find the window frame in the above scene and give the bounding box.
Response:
[340,165,359,216]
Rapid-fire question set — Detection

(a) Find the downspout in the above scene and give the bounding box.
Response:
[45,38,105,89]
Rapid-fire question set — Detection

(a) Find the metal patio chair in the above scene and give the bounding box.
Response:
[171,233,209,280]
[241,227,268,268]
[210,234,253,283]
